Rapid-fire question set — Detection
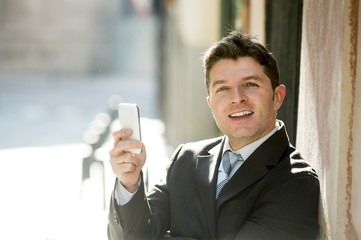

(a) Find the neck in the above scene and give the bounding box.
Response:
[229,121,279,151]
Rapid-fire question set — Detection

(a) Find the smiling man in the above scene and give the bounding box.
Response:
[207,56,285,151]
[108,31,320,240]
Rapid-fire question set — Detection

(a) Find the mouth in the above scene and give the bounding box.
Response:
[229,111,253,118]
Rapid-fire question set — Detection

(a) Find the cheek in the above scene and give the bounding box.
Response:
[209,103,226,122]
[209,96,223,111]
[256,96,275,114]
[211,105,223,118]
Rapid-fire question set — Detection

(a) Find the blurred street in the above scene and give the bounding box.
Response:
[0,1,357,239]
[0,4,170,240]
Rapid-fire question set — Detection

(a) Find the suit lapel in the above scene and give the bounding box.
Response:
[216,124,290,209]
[216,154,269,208]
[196,138,225,238]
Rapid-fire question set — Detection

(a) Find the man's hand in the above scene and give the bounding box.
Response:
[109,128,146,193]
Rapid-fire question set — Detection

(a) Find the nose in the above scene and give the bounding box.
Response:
[230,88,246,104]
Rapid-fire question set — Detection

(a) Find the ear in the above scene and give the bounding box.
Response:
[206,96,211,107]
[274,84,286,110]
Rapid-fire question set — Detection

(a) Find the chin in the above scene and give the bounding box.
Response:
[229,128,256,137]
[229,130,263,143]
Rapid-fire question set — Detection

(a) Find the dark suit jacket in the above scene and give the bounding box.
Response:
[108,121,320,240]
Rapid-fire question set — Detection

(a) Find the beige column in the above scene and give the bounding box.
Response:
[162,0,221,146]
[297,0,360,239]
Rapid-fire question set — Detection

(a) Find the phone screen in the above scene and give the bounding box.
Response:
[118,103,142,153]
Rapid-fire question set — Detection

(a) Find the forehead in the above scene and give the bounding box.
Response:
[209,57,267,82]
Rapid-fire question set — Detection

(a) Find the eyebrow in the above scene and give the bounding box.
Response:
[244,75,262,81]
[211,80,227,88]
[211,75,263,88]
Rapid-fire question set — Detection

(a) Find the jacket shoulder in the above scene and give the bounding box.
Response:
[167,136,223,167]
[288,149,318,179]
[180,136,224,154]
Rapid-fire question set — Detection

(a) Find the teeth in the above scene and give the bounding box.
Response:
[230,111,253,117]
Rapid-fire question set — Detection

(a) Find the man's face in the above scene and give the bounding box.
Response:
[207,57,285,150]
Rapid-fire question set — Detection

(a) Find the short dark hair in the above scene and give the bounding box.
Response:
[203,31,280,94]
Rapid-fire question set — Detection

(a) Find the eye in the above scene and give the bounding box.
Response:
[216,87,229,93]
[244,82,259,87]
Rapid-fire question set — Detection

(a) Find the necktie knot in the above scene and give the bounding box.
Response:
[222,150,243,176]
[216,150,244,199]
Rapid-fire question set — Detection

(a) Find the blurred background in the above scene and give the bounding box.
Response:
[0,0,360,239]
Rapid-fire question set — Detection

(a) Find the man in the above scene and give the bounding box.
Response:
[108,31,320,239]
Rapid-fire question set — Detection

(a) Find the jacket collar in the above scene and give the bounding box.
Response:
[216,122,290,208]
[195,121,290,233]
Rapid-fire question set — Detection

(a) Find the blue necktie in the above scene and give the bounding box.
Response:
[216,150,244,199]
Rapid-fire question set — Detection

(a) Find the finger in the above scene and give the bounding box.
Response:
[111,161,136,175]
[110,151,142,166]
[121,163,136,172]
[109,155,124,164]
[112,140,145,156]
[112,128,133,146]
[109,139,138,157]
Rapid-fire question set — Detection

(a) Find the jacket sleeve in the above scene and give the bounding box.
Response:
[107,175,153,240]
[107,145,184,240]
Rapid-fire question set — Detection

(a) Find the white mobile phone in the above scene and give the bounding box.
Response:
[118,103,142,154]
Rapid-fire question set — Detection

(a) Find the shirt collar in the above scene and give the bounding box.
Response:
[223,121,280,161]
